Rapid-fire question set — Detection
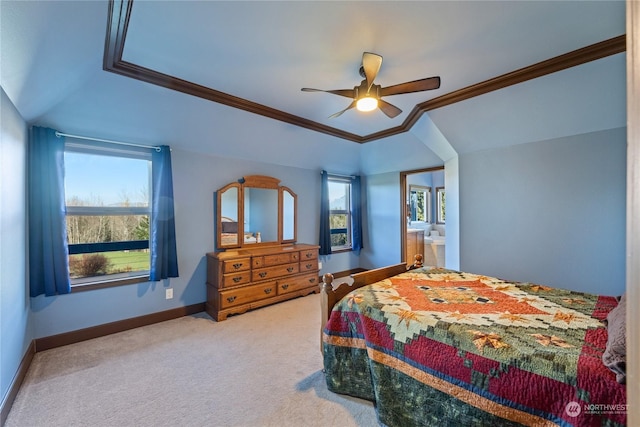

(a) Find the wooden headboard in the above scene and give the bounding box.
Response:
[320,254,423,353]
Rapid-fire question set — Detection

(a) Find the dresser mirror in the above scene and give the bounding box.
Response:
[282,188,296,242]
[218,183,240,247]
[216,175,297,249]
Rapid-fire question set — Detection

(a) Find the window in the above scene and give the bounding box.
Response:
[436,187,446,224]
[64,141,152,286]
[409,185,431,223]
[328,176,352,251]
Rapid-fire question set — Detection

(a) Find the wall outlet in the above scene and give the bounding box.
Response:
[318,261,323,269]
[165,288,173,299]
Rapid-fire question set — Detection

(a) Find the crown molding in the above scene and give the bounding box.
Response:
[104,0,625,144]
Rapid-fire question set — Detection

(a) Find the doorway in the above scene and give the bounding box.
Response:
[400,167,445,266]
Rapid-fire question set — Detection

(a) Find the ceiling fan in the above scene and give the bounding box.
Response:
[301,52,441,119]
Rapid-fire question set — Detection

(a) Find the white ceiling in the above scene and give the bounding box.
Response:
[0,1,627,172]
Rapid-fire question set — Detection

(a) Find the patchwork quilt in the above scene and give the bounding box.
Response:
[322,268,626,427]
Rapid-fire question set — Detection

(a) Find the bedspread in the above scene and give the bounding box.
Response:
[322,268,626,427]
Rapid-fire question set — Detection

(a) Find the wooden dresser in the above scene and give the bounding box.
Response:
[206,243,320,321]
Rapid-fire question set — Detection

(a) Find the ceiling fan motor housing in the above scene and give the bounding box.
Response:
[355,81,380,99]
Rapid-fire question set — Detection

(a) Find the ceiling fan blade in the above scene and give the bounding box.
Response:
[362,52,382,92]
[301,87,355,98]
[329,101,356,119]
[380,76,441,97]
[378,99,402,118]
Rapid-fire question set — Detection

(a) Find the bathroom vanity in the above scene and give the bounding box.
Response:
[406,229,425,265]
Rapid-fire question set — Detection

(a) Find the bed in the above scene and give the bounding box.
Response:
[320,258,626,426]
[220,216,239,245]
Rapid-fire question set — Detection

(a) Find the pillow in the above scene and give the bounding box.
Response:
[221,221,238,233]
[602,293,626,384]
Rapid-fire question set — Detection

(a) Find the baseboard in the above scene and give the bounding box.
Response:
[1,340,35,427]
[35,302,206,352]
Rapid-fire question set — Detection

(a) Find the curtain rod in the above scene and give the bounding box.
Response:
[322,171,356,179]
[55,132,162,152]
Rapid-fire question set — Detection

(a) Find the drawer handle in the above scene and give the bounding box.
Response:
[292,254,299,260]
[281,284,289,290]
[308,278,316,284]
[233,277,242,283]
[259,272,267,278]
[264,288,272,294]
[227,296,236,303]
[287,267,294,273]
[233,263,243,270]
[305,263,313,269]
[306,253,313,258]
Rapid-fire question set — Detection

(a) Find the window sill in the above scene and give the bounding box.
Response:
[70,274,150,293]
[330,247,354,254]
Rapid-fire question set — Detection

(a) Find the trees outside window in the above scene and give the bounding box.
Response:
[64,144,151,284]
[436,187,446,224]
[409,185,431,223]
[328,177,352,250]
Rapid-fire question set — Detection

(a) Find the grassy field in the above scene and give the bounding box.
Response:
[69,250,150,278]
[104,250,150,273]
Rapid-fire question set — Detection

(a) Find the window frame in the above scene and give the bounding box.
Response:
[64,141,153,291]
[436,186,446,224]
[408,184,432,224]
[327,175,353,252]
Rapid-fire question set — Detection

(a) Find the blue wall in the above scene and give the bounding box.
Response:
[1,88,31,406]
[459,127,626,295]
[30,149,362,338]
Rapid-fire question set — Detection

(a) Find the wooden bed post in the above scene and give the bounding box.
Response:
[411,254,423,269]
[320,273,334,354]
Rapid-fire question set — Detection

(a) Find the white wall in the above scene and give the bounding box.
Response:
[0,88,31,404]
[459,127,626,295]
[444,156,460,270]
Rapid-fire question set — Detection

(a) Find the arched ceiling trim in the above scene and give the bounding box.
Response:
[103,0,625,144]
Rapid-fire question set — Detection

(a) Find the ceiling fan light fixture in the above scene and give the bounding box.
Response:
[356,96,378,112]
[302,51,439,119]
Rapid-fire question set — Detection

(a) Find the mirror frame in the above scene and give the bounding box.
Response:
[280,186,297,243]
[216,182,242,248]
[216,175,297,249]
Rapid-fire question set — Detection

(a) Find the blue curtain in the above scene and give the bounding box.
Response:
[28,127,71,297]
[318,170,332,255]
[351,175,364,251]
[150,146,179,281]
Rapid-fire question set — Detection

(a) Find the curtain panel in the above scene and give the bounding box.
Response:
[150,146,179,281]
[28,127,71,297]
[318,170,332,255]
[351,175,363,251]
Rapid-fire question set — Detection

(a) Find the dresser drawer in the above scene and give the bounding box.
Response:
[222,258,251,273]
[219,281,277,309]
[221,271,251,288]
[278,273,319,295]
[252,262,299,281]
[300,249,318,261]
[253,252,296,268]
[299,258,318,272]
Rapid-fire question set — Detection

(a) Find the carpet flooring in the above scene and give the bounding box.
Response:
[5,293,379,427]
